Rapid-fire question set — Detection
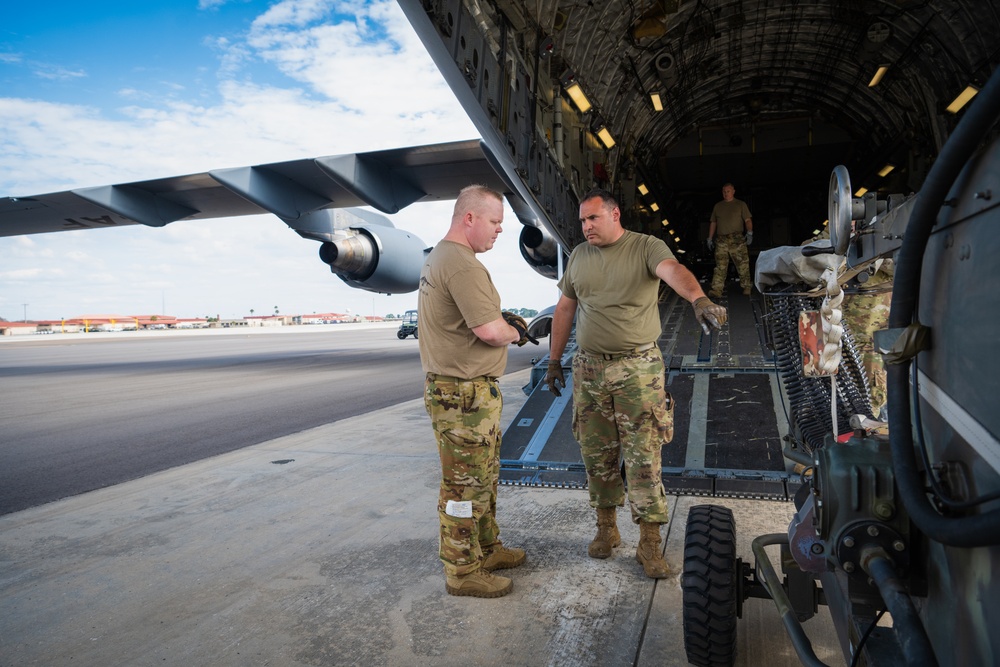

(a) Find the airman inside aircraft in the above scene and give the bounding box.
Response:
[802,227,892,420]
[842,269,892,420]
[707,182,754,298]
[545,188,727,578]
[418,184,531,599]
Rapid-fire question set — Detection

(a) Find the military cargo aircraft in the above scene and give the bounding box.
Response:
[2,1,998,665]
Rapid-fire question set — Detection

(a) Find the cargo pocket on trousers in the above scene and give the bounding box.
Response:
[655,391,675,444]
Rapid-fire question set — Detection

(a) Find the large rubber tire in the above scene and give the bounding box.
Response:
[397,330,407,339]
[413,328,418,340]
[682,504,738,667]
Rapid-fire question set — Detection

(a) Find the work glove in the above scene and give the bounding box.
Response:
[745,231,753,246]
[692,296,728,334]
[706,237,715,251]
[501,311,538,346]
[545,360,565,396]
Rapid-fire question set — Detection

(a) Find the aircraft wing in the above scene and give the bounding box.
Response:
[2,138,564,293]
[0,139,508,237]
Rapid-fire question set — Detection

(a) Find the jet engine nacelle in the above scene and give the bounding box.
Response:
[318,225,428,295]
[519,224,562,280]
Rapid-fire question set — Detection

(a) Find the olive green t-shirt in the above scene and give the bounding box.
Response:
[417,240,507,379]
[557,231,675,354]
[710,198,752,235]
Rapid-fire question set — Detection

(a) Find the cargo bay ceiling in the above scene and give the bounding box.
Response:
[402,0,999,252]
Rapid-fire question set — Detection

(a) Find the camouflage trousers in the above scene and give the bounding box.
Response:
[571,347,671,524]
[711,232,752,293]
[424,374,503,577]
[842,289,892,417]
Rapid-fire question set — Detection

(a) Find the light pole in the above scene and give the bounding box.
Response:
[22,303,28,322]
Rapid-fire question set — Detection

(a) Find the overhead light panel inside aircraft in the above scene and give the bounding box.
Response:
[596,126,616,149]
[878,164,895,177]
[855,187,868,197]
[946,85,979,113]
[650,93,663,111]
[638,183,649,195]
[564,81,592,113]
[868,65,889,87]
[650,202,659,212]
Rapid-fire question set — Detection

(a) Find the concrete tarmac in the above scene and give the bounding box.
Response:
[0,367,843,667]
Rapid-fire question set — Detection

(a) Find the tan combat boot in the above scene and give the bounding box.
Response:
[636,521,670,578]
[588,507,621,559]
[445,570,513,598]
[483,544,526,572]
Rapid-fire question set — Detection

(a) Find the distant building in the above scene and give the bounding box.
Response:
[0,321,39,336]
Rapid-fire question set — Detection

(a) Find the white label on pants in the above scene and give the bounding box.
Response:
[445,500,473,518]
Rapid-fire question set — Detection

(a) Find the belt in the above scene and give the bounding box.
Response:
[580,342,656,361]
[720,231,744,238]
[426,373,498,383]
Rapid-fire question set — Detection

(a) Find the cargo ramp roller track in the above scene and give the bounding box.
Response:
[499,281,870,501]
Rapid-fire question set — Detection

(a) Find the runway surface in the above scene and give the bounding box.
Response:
[0,324,542,515]
[0,360,842,667]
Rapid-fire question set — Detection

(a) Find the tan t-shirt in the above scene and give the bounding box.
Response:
[710,199,752,235]
[417,240,507,378]
[557,231,675,354]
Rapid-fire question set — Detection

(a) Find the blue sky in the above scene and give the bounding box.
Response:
[0,0,557,321]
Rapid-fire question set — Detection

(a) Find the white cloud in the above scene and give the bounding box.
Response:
[0,0,556,322]
[32,64,86,81]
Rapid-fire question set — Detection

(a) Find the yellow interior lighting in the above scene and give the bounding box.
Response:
[650,93,663,111]
[565,82,592,113]
[946,85,978,113]
[855,187,868,197]
[868,65,889,88]
[878,164,895,177]
[650,202,659,212]
[596,126,615,149]
[638,183,649,195]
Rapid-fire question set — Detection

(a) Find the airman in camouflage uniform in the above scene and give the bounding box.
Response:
[425,376,504,573]
[802,230,892,419]
[707,183,754,297]
[842,265,893,418]
[545,188,727,579]
[710,231,753,296]
[572,347,672,522]
[418,184,530,598]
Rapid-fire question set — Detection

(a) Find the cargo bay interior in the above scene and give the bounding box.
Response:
[397,0,1000,496]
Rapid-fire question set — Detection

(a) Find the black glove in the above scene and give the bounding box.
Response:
[692,296,728,334]
[501,311,538,346]
[545,360,565,396]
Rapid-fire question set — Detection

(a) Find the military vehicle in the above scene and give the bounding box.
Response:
[679,72,1000,662]
[397,309,419,340]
